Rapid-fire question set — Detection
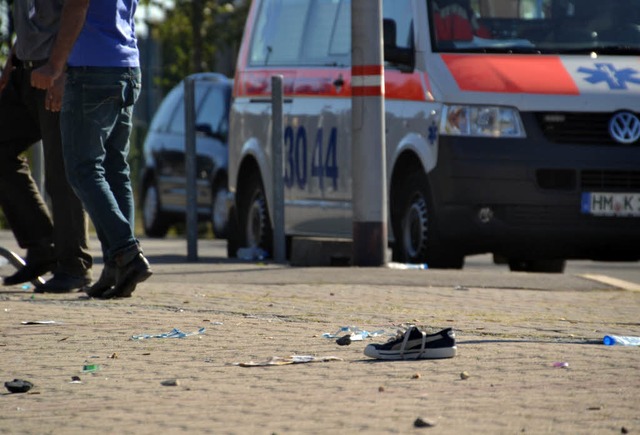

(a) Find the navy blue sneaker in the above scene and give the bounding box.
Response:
[364,326,456,360]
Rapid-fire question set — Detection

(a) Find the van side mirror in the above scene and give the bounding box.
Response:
[383,18,415,72]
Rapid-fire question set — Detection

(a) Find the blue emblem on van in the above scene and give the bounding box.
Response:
[577,63,640,90]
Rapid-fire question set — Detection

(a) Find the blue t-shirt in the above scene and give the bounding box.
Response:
[67,0,139,67]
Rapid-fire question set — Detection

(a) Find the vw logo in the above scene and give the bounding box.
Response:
[609,112,640,144]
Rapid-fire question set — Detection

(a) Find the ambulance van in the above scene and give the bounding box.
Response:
[227,0,640,272]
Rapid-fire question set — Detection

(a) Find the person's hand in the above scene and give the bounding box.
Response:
[31,62,62,90]
[0,55,14,93]
[45,74,65,112]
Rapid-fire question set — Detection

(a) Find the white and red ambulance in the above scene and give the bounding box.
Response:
[227,0,640,272]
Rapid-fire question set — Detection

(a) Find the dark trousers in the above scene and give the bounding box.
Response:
[0,61,92,276]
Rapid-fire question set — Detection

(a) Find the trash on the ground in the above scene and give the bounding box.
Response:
[552,362,569,368]
[336,335,352,346]
[131,327,206,340]
[70,376,82,384]
[414,417,436,428]
[5,379,33,393]
[322,326,386,341]
[236,246,268,261]
[454,285,469,291]
[108,353,118,359]
[460,371,470,379]
[387,262,428,270]
[603,335,640,346]
[21,284,30,290]
[161,379,180,387]
[21,320,58,325]
[82,364,100,373]
[233,355,343,367]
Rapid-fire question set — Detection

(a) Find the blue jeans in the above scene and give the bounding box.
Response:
[61,67,142,262]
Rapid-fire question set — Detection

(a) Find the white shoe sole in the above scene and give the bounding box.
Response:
[364,345,456,360]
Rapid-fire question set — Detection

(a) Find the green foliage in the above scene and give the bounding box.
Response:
[152,0,249,94]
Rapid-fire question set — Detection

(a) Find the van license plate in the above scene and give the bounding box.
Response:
[581,192,640,217]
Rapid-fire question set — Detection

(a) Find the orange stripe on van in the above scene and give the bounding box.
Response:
[235,68,428,101]
[352,65,384,76]
[441,54,580,95]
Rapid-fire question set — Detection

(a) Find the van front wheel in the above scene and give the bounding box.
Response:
[238,173,273,256]
[391,171,463,269]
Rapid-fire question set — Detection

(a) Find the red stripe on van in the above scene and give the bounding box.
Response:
[352,65,383,76]
[441,54,580,95]
[352,86,384,96]
[235,69,427,101]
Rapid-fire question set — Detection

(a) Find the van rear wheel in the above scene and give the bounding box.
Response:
[238,173,273,256]
[392,171,463,269]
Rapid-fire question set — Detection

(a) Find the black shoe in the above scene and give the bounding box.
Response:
[85,263,117,298]
[101,253,152,299]
[4,259,56,286]
[34,272,92,294]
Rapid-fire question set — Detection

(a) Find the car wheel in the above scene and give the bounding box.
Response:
[391,171,463,269]
[211,182,229,239]
[508,259,566,273]
[238,172,273,256]
[142,180,171,238]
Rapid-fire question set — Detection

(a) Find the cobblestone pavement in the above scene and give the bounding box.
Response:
[1,232,638,434]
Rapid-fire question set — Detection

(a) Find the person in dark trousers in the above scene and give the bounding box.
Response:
[0,0,93,293]
[31,0,152,299]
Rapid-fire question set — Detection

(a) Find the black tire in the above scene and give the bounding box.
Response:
[237,172,273,256]
[508,259,566,273]
[141,180,171,238]
[391,171,463,269]
[211,182,229,239]
[226,205,241,258]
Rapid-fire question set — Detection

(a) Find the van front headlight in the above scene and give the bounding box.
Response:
[440,105,525,138]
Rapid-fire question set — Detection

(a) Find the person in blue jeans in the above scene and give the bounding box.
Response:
[31,0,151,299]
[0,0,93,293]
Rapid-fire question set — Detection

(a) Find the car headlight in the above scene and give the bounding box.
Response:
[440,105,525,138]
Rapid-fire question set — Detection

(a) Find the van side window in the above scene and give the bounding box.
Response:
[250,0,351,67]
[383,0,414,50]
[302,0,350,65]
[249,0,311,66]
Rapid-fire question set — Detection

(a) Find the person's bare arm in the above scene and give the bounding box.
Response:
[31,0,89,90]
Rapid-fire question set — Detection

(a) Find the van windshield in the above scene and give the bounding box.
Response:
[429,0,640,54]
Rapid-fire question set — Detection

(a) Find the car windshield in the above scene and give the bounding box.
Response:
[429,0,640,55]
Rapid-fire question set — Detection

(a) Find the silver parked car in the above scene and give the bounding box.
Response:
[139,72,232,238]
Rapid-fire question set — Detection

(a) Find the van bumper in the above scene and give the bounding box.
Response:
[429,131,640,261]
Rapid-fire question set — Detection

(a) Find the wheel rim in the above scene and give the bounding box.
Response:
[401,193,428,259]
[246,191,267,247]
[143,184,159,229]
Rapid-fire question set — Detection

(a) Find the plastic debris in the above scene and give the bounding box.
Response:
[233,355,343,367]
[336,335,352,346]
[160,379,180,387]
[414,417,436,428]
[552,362,569,368]
[21,320,58,325]
[131,327,206,340]
[322,326,386,341]
[603,335,640,346]
[5,379,33,393]
[70,376,82,384]
[387,262,428,270]
[82,364,100,373]
[236,247,268,261]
